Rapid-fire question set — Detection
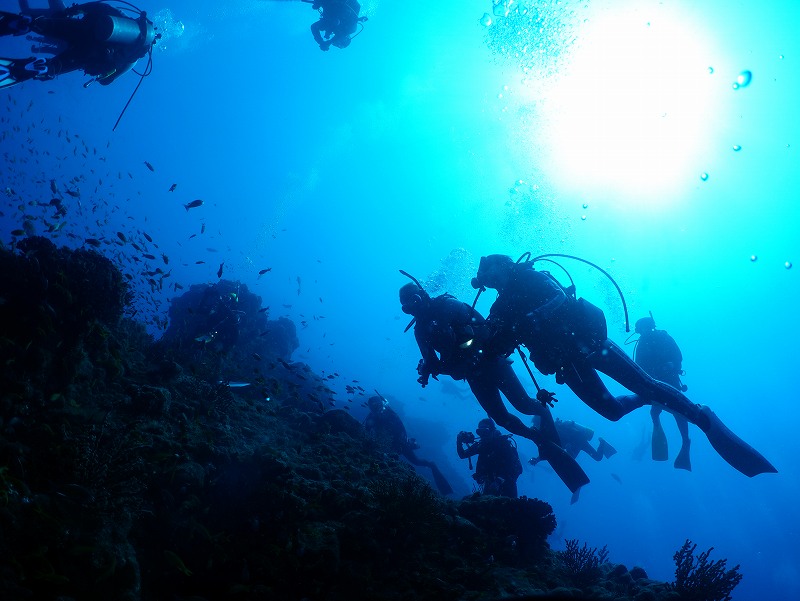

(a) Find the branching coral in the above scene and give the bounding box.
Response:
[669,539,742,601]
[559,538,610,586]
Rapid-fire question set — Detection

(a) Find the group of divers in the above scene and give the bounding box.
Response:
[363,253,776,502]
[0,0,365,89]
[1,3,777,498]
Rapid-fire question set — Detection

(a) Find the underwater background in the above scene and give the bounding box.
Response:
[1,0,798,599]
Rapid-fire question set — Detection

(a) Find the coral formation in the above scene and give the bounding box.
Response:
[668,539,743,601]
[559,538,611,587]
[0,242,740,600]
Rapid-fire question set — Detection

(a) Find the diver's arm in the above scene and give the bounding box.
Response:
[310,20,327,45]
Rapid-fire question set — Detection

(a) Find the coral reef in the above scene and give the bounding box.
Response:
[668,539,743,601]
[0,242,737,601]
[559,538,610,587]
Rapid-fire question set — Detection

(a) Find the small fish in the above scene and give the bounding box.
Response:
[10,229,25,236]
[116,232,127,243]
[195,260,205,265]
[258,268,272,276]
[252,353,262,361]
[168,183,177,192]
[218,380,251,388]
[162,253,169,265]
[65,188,80,198]
[143,232,153,242]
[144,161,155,172]
[84,238,101,247]
[200,223,206,234]
[184,199,203,211]
[143,253,156,260]
[49,179,58,194]
[217,262,224,278]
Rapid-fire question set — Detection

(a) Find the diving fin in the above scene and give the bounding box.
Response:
[651,417,669,461]
[674,439,691,471]
[429,465,453,496]
[700,406,777,477]
[538,440,590,494]
[0,11,31,36]
[0,57,43,89]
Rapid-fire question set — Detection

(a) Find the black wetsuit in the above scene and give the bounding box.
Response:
[413,294,558,445]
[310,0,361,49]
[364,406,453,495]
[486,264,705,427]
[459,433,522,497]
[10,2,152,84]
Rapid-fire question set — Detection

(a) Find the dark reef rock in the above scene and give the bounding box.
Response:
[0,242,724,601]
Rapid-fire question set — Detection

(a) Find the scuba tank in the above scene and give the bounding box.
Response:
[94,14,154,46]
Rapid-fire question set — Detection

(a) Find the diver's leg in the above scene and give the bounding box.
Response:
[493,358,561,445]
[590,340,705,425]
[560,355,645,421]
[582,440,604,461]
[595,340,775,476]
[673,412,692,470]
[467,376,543,444]
[651,404,669,461]
[402,449,452,495]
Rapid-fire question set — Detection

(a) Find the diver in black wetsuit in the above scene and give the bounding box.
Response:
[457,418,522,497]
[398,277,589,494]
[0,1,156,88]
[307,0,366,50]
[633,315,691,470]
[471,253,776,478]
[363,394,453,496]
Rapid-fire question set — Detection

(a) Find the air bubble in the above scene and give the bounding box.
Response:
[700,172,709,181]
[733,70,752,89]
[786,261,793,270]
[732,144,742,151]
[582,203,588,209]
[750,255,758,262]
[708,66,714,74]
[480,13,492,27]
[580,215,587,221]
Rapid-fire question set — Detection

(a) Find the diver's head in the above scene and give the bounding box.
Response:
[472,254,514,290]
[635,316,656,334]
[367,395,388,413]
[476,418,496,439]
[399,282,427,316]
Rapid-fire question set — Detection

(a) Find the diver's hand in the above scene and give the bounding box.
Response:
[536,389,557,408]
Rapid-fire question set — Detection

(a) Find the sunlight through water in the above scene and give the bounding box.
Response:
[540,6,721,207]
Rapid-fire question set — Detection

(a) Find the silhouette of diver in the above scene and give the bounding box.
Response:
[0,1,156,88]
[471,253,776,478]
[398,275,589,494]
[364,394,453,496]
[632,314,692,470]
[306,0,366,51]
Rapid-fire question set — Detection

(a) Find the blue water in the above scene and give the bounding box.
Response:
[2,1,798,599]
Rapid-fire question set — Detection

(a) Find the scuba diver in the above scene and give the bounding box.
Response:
[398,273,590,495]
[306,0,366,51]
[0,0,156,88]
[457,418,523,497]
[194,289,243,353]
[364,394,453,496]
[530,416,616,504]
[470,253,777,478]
[633,314,692,470]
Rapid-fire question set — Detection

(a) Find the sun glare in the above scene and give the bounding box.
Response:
[540,8,719,207]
